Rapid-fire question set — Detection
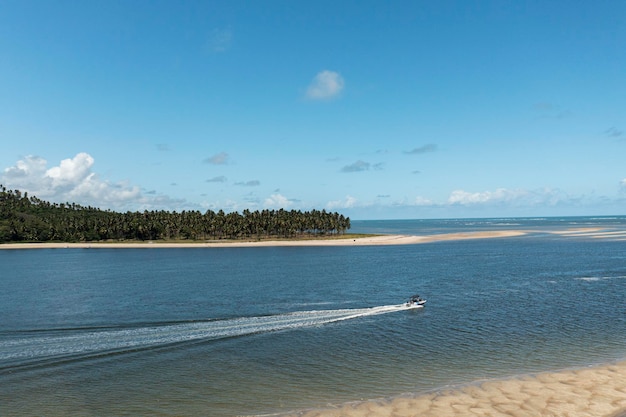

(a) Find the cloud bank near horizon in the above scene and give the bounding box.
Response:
[2,153,623,218]
[0,153,190,211]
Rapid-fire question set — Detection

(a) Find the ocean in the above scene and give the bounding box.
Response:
[1,216,625,416]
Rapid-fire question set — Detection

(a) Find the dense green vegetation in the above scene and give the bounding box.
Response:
[0,185,350,243]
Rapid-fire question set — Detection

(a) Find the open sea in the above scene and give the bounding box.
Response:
[1,216,625,416]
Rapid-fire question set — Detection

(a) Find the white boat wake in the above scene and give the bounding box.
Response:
[0,304,419,368]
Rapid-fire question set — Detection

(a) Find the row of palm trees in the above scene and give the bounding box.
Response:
[0,185,351,243]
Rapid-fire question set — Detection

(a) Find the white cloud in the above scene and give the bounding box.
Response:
[326,195,357,210]
[445,187,577,209]
[264,193,292,209]
[414,196,434,206]
[306,70,344,100]
[1,153,148,210]
[448,188,530,205]
[3,155,47,183]
[46,152,94,189]
[621,179,626,189]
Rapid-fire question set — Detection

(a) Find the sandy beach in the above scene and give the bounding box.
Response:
[4,225,626,249]
[0,230,528,249]
[289,361,626,417]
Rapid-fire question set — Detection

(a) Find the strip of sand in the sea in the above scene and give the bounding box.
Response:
[286,360,626,417]
[0,230,528,249]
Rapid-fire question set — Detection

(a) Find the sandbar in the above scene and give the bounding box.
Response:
[288,360,626,417]
[0,230,527,249]
[3,226,624,249]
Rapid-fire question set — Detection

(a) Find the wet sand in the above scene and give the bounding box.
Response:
[0,230,528,249]
[289,361,626,417]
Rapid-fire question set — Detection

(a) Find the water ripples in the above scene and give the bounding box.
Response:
[0,305,418,371]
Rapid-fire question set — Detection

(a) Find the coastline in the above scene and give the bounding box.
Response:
[3,223,625,417]
[0,230,527,249]
[286,360,626,417]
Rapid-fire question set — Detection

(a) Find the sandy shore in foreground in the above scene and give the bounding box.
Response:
[0,230,528,249]
[288,361,626,417]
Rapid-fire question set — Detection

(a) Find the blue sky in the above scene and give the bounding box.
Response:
[1,0,624,220]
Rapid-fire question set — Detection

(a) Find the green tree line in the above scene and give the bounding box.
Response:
[0,185,351,243]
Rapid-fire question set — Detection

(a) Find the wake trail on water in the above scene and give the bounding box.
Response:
[0,304,414,370]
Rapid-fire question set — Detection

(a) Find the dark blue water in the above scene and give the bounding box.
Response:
[1,218,625,416]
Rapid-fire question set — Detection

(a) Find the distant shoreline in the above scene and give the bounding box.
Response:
[0,230,529,249]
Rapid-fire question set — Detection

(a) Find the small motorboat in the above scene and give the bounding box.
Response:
[405,294,427,309]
